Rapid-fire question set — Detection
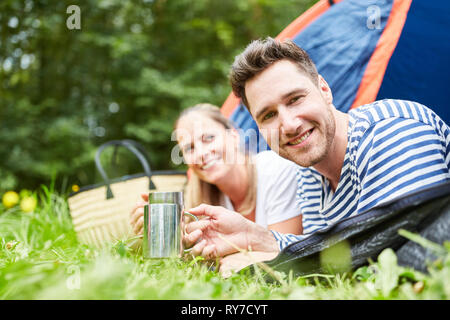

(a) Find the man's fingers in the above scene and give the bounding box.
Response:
[185,219,211,234]
[184,229,202,248]
[187,204,220,218]
[190,239,207,257]
[202,244,217,260]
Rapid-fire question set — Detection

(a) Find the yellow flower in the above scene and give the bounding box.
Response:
[20,196,37,213]
[2,191,19,208]
[6,240,18,250]
[72,184,80,192]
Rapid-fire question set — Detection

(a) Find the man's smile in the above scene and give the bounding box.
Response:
[286,128,314,148]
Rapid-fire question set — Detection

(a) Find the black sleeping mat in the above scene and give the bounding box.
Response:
[260,181,450,275]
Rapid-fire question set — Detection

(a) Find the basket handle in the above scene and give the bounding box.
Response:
[121,140,157,191]
[95,140,156,199]
[111,139,152,171]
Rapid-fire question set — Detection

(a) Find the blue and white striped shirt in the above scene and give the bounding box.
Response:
[271,99,450,250]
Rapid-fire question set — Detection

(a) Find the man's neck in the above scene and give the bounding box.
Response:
[313,110,349,191]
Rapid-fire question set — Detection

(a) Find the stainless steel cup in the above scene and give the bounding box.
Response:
[143,191,198,258]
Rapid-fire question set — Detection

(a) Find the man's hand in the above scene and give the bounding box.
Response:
[184,204,279,259]
[129,192,148,235]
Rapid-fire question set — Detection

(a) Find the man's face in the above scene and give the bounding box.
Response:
[245,59,336,168]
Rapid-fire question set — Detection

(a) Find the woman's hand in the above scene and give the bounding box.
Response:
[219,251,279,278]
[129,192,148,235]
[184,204,279,259]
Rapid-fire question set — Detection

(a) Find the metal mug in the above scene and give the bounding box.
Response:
[143,191,198,258]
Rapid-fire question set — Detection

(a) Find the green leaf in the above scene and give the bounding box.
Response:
[376,248,400,297]
[398,229,447,256]
[352,266,373,282]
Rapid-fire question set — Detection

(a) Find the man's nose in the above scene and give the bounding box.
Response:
[279,108,302,136]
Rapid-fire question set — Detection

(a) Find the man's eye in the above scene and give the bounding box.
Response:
[263,111,275,121]
[289,94,307,105]
[288,96,301,105]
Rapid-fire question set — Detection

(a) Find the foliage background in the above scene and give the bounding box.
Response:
[0,0,316,193]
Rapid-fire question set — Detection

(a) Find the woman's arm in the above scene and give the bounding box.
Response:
[268,214,302,235]
[255,151,303,234]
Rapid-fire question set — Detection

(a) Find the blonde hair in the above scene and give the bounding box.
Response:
[175,103,256,216]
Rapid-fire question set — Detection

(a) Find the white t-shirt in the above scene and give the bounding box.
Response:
[222,150,302,228]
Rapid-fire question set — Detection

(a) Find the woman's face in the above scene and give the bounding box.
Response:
[176,113,240,184]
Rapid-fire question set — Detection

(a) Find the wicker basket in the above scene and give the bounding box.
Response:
[68,140,187,247]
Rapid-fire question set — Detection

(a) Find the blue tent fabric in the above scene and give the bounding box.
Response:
[230,104,269,152]
[376,0,450,123]
[293,0,392,112]
[228,0,450,153]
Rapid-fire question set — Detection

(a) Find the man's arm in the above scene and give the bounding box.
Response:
[270,230,309,251]
[184,204,279,259]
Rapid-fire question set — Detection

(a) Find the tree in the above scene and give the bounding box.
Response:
[0,0,316,192]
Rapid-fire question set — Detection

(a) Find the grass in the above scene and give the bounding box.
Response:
[0,186,449,300]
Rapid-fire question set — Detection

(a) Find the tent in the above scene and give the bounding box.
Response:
[221,0,450,151]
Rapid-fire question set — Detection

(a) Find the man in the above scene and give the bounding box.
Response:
[184,38,450,273]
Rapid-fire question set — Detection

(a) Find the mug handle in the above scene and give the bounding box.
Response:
[183,211,199,253]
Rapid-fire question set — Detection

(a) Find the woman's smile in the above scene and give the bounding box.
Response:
[200,157,222,171]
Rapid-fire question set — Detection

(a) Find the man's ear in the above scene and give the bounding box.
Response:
[318,75,333,105]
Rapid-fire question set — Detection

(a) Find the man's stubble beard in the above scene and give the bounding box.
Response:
[278,106,336,168]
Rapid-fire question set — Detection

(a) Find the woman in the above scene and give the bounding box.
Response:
[130,103,303,237]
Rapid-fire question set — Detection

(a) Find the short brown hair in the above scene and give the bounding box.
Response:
[230,37,319,109]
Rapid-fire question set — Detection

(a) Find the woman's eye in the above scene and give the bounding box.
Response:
[183,145,193,153]
[203,134,215,142]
